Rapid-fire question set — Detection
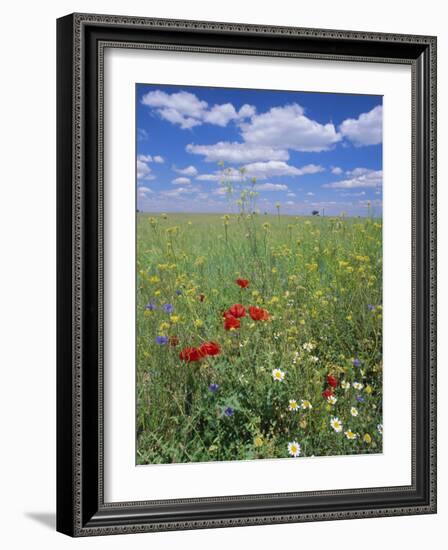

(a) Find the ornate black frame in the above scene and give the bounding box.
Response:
[56,13,437,537]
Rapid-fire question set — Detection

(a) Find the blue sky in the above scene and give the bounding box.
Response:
[136,84,382,216]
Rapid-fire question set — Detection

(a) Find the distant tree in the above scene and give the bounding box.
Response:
[311,210,320,216]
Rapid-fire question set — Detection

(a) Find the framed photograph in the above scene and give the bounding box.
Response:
[57,13,437,536]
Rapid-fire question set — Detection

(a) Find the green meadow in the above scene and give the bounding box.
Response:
[136,211,383,464]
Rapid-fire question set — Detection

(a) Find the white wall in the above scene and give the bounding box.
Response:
[0,1,445,548]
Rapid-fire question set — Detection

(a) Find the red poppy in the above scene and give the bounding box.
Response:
[226,303,246,318]
[322,388,333,399]
[236,278,249,288]
[248,306,270,321]
[179,347,204,362]
[224,315,241,331]
[200,341,221,356]
[327,374,338,388]
[169,336,179,347]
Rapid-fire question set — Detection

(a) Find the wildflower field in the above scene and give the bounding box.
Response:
[136,211,383,464]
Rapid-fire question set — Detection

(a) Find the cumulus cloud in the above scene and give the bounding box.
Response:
[256,183,289,191]
[339,105,382,146]
[137,154,164,180]
[322,168,382,189]
[160,186,200,198]
[141,89,255,129]
[243,161,324,179]
[306,192,315,196]
[240,104,341,152]
[173,165,198,176]
[197,162,323,182]
[137,159,155,180]
[331,166,343,175]
[172,177,191,185]
[196,170,242,182]
[137,186,153,195]
[186,141,289,164]
[340,191,366,197]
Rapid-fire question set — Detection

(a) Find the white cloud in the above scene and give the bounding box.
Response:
[340,191,366,197]
[306,192,315,196]
[339,105,382,146]
[186,141,289,163]
[137,128,148,141]
[331,166,343,175]
[256,183,288,191]
[137,186,153,195]
[287,192,296,197]
[137,159,155,180]
[322,169,382,189]
[196,169,241,182]
[160,186,200,198]
[141,90,207,129]
[196,162,323,183]
[203,103,238,126]
[173,165,198,176]
[138,154,152,162]
[153,155,164,163]
[238,104,256,118]
[240,104,341,152]
[243,161,324,179]
[172,177,191,185]
[286,201,295,205]
[141,89,254,129]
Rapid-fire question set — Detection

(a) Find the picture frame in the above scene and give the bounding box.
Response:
[56,12,437,537]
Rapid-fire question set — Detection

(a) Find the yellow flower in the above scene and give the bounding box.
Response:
[254,436,263,447]
[194,319,204,328]
[149,276,160,284]
[365,385,373,394]
[170,315,181,324]
[363,433,372,444]
[159,322,170,331]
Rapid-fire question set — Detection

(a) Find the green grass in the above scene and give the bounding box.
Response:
[136,212,383,464]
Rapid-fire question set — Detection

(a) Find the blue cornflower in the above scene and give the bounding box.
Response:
[356,395,365,403]
[175,289,183,296]
[163,303,174,314]
[145,302,157,311]
[208,383,219,393]
[156,335,168,345]
[353,358,361,367]
[367,304,375,311]
[224,406,234,417]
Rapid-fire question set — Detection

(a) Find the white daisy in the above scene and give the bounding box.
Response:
[341,380,351,390]
[350,407,359,417]
[288,399,299,411]
[377,423,383,435]
[272,368,285,382]
[327,395,337,405]
[344,429,358,440]
[301,399,313,410]
[330,417,343,433]
[310,355,319,363]
[287,441,301,457]
[353,381,364,390]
